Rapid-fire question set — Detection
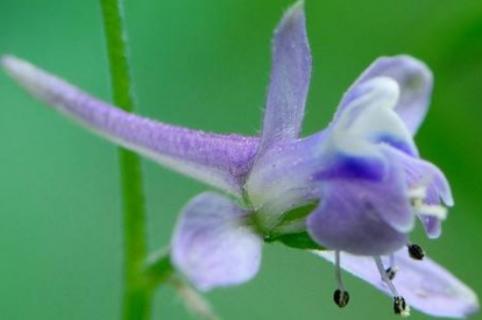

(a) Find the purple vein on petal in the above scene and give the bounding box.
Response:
[1,55,259,195]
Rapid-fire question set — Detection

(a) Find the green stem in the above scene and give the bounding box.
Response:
[99,1,152,319]
[145,249,174,288]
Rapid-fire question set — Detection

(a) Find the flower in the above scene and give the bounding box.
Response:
[1,1,478,317]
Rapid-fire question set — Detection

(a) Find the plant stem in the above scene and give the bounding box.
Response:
[145,249,174,287]
[99,1,152,319]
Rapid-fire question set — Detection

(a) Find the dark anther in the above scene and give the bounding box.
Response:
[407,244,425,260]
[333,289,350,308]
[385,267,397,280]
[393,296,410,316]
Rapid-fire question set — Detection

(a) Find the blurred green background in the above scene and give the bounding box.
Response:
[0,0,481,319]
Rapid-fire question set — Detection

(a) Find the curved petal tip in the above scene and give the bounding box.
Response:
[338,55,433,135]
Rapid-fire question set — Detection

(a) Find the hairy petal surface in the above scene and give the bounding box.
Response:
[259,0,311,152]
[2,56,258,195]
[337,55,433,134]
[171,192,262,291]
[316,250,479,318]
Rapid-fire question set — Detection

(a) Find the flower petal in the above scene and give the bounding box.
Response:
[386,146,454,238]
[171,192,262,291]
[1,55,258,195]
[316,250,479,318]
[259,1,311,152]
[307,160,411,255]
[306,78,417,252]
[337,55,433,134]
[247,78,417,234]
[245,134,324,228]
[329,77,417,158]
[419,216,442,239]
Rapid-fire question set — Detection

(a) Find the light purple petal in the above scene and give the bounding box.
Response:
[392,147,453,207]
[247,77,418,231]
[386,146,453,238]
[419,216,442,239]
[337,55,433,134]
[307,82,418,245]
[1,55,259,195]
[259,1,311,152]
[171,192,262,291]
[307,156,411,256]
[328,77,417,160]
[316,250,479,318]
[245,134,324,228]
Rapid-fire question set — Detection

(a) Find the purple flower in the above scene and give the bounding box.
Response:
[1,1,478,317]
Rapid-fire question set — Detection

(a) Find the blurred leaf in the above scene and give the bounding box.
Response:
[274,231,325,250]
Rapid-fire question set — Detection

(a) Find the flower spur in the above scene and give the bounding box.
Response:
[1,1,478,317]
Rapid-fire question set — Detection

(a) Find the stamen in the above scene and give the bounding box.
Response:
[407,186,427,199]
[389,253,395,267]
[374,257,410,317]
[385,267,398,281]
[374,257,399,296]
[333,251,350,308]
[409,186,447,220]
[385,254,398,280]
[333,289,350,308]
[416,203,448,220]
[408,187,447,225]
[394,296,411,317]
[407,243,425,260]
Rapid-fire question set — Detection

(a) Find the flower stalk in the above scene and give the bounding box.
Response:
[99,0,151,319]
